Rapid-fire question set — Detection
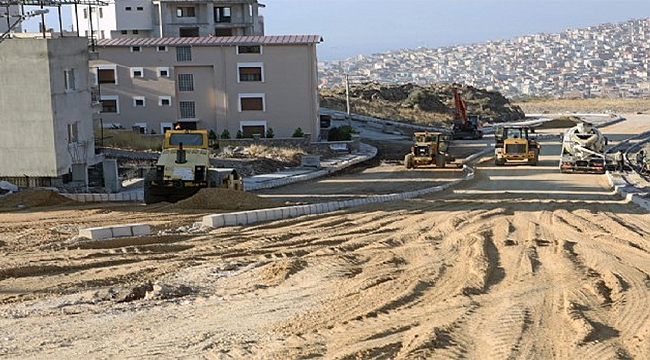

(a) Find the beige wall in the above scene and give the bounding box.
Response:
[0,37,95,178]
[93,41,320,140]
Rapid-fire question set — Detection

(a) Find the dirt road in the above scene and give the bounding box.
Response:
[1,116,650,359]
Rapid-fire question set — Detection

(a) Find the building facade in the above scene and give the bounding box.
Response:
[92,35,321,141]
[75,0,264,40]
[0,37,96,185]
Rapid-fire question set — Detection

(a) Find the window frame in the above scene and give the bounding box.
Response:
[176,46,192,62]
[237,45,262,55]
[157,67,170,77]
[176,6,196,18]
[96,65,118,85]
[158,96,172,106]
[237,62,264,82]
[238,93,266,112]
[157,45,168,52]
[179,101,196,119]
[177,73,194,92]
[100,95,120,114]
[64,68,76,91]
[133,96,146,107]
[131,46,141,52]
[67,122,79,144]
[131,67,144,78]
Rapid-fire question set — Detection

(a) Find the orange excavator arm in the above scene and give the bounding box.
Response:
[453,88,468,127]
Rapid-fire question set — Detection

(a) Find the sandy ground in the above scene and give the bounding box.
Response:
[2,115,650,359]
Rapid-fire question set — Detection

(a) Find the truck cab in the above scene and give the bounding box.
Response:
[494,126,540,166]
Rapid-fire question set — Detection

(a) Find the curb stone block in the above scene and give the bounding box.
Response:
[246,211,258,224]
[130,224,151,236]
[235,212,248,225]
[223,213,239,226]
[111,225,133,237]
[203,215,225,228]
[79,227,113,240]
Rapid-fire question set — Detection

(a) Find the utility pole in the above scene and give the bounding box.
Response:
[345,73,351,126]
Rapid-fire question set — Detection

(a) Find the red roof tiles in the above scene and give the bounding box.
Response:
[96,35,322,47]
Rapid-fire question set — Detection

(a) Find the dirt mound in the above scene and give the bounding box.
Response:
[171,188,285,211]
[259,259,308,284]
[0,189,72,210]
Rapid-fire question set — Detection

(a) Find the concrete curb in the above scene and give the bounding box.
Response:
[244,143,378,191]
[79,223,151,240]
[203,165,476,228]
[62,192,144,203]
[606,171,650,212]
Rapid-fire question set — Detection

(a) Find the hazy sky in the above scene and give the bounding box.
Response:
[261,0,650,61]
[21,0,649,61]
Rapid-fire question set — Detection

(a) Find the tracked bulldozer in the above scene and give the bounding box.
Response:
[494,126,540,166]
[404,131,454,169]
[144,129,243,204]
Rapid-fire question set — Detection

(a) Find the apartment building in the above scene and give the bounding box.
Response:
[75,0,264,40]
[0,36,97,186]
[92,35,322,141]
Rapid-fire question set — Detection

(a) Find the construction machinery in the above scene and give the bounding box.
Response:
[144,129,243,204]
[494,126,540,166]
[451,88,484,140]
[559,122,611,173]
[404,131,454,169]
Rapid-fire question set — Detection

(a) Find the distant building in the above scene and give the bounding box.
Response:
[92,35,322,140]
[0,5,21,33]
[75,0,264,40]
[0,36,98,187]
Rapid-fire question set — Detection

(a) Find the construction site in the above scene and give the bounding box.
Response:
[2,109,650,358]
[4,0,650,358]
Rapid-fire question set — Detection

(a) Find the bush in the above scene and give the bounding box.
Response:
[220,129,231,139]
[266,127,274,138]
[327,125,356,141]
[236,130,244,139]
[292,127,304,138]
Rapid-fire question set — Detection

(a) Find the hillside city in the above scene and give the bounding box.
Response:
[319,17,650,100]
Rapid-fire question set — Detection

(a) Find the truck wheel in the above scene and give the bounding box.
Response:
[529,150,539,166]
[143,169,165,204]
[435,154,446,168]
[495,158,505,166]
[404,154,414,169]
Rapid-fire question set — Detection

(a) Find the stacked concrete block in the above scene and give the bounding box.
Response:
[79,223,151,240]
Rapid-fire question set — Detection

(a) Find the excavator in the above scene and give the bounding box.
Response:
[451,88,484,140]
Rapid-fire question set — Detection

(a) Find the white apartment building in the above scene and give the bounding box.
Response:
[75,0,264,40]
[92,35,322,141]
[0,36,97,186]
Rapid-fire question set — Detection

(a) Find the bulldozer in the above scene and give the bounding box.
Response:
[494,126,540,166]
[144,129,243,204]
[404,131,454,169]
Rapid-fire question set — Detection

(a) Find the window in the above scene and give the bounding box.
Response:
[83,8,88,19]
[121,30,127,35]
[176,46,192,61]
[215,28,232,37]
[179,27,199,37]
[100,30,105,39]
[240,121,267,138]
[136,6,143,11]
[132,30,139,35]
[133,96,145,107]
[238,63,263,82]
[214,7,231,23]
[176,6,195,17]
[125,6,131,11]
[64,69,76,91]
[97,66,116,84]
[131,46,141,52]
[99,7,103,18]
[133,123,147,134]
[159,96,172,106]
[100,96,119,113]
[239,94,265,111]
[179,101,196,118]
[158,67,169,77]
[131,67,144,78]
[68,122,79,143]
[157,45,167,52]
[177,74,194,91]
[237,45,261,54]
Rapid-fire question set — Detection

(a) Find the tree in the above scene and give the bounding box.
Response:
[292,127,304,138]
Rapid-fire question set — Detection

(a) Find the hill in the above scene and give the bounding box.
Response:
[320,83,525,126]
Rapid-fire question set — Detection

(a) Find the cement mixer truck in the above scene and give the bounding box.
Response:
[559,122,611,173]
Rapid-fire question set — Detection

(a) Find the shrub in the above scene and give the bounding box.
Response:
[292,127,304,138]
[266,127,274,138]
[327,125,356,141]
[220,129,231,139]
[236,130,244,139]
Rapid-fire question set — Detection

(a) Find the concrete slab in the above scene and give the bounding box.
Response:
[130,224,151,236]
[111,225,133,237]
[79,227,113,240]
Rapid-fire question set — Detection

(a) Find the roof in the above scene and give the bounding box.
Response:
[96,35,323,47]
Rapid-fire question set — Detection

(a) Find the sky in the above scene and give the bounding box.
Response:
[20,0,650,61]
